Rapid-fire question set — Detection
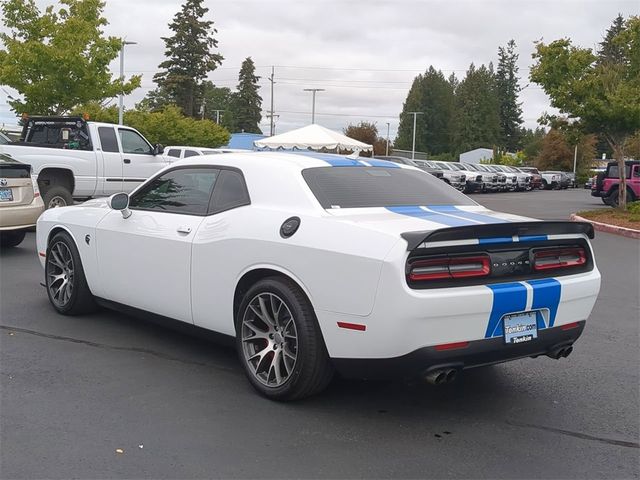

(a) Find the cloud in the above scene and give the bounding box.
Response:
[1,0,637,140]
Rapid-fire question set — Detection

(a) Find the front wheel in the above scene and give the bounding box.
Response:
[45,231,96,315]
[236,277,334,401]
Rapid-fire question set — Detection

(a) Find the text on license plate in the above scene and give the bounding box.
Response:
[0,188,13,202]
[503,311,538,344]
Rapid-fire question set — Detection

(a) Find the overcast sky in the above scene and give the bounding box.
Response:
[1,0,638,140]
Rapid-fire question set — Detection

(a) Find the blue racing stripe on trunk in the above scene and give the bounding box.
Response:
[519,235,548,242]
[386,206,477,227]
[527,278,562,327]
[485,283,528,338]
[478,237,514,244]
[427,205,510,224]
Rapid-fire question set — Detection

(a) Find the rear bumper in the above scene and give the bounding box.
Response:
[333,322,585,380]
[0,198,44,230]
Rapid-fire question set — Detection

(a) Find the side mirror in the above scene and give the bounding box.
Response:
[153,144,164,155]
[108,192,132,219]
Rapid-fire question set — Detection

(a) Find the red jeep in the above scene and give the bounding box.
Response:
[591,160,640,206]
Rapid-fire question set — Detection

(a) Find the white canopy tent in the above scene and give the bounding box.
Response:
[254,124,372,153]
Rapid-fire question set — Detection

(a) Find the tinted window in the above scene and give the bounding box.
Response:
[210,169,251,213]
[303,167,474,209]
[130,168,219,215]
[98,127,119,153]
[184,150,200,158]
[119,129,152,154]
[167,149,181,158]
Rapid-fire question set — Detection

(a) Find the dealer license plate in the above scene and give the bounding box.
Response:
[503,311,538,344]
[0,188,13,202]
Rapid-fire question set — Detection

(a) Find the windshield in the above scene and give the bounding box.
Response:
[302,167,475,209]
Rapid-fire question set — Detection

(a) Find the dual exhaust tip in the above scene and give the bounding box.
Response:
[547,344,574,360]
[425,344,575,385]
[425,368,458,385]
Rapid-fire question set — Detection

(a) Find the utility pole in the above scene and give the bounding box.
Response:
[303,88,325,124]
[407,112,423,159]
[268,66,276,136]
[386,122,390,156]
[573,144,578,173]
[210,110,224,124]
[118,40,137,125]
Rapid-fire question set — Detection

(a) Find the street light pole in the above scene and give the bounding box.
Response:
[407,112,423,160]
[303,88,325,124]
[118,40,137,125]
[385,122,390,156]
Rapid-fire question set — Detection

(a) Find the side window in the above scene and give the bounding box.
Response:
[129,168,219,215]
[166,149,181,158]
[633,166,640,177]
[209,169,250,214]
[119,129,152,155]
[98,127,119,153]
[184,150,200,158]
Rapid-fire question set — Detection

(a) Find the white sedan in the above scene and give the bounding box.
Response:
[36,152,601,400]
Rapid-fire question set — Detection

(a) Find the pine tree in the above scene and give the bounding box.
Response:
[453,63,501,153]
[395,67,455,154]
[395,75,427,152]
[152,0,223,117]
[598,14,626,64]
[229,57,262,133]
[496,40,524,152]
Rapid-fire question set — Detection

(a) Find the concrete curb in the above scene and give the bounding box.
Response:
[570,214,640,240]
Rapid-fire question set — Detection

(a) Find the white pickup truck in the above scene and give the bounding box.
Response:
[0,116,169,208]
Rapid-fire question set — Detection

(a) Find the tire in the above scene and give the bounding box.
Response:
[236,277,334,401]
[602,196,611,205]
[542,180,549,190]
[43,185,73,209]
[0,230,26,248]
[45,231,96,315]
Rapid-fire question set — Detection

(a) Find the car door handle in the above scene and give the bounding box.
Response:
[177,226,192,234]
[123,158,131,164]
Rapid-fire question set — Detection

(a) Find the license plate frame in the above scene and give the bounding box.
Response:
[0,188,13,202]
[503,311,538,345]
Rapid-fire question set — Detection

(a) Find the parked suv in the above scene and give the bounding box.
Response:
[0,154,44,247]
[591,160,640,206]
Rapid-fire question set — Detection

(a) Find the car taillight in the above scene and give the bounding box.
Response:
[409,255,491,281]
[533,247,586,271]
[31,175,40,198]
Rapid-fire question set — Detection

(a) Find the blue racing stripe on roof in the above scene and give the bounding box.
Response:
[386,206,476,227]
[527,278,561,328]
[427,205,509,224]
[366,159,401,168]
[485,283,528,338]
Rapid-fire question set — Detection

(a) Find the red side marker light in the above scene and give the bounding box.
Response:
[39,252,46,257]
[337,322,366,332]
[434,341,469,351]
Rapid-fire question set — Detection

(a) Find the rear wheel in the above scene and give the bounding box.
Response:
[0,230,26,248]
[236,277,333,401]
[45,231,96,315]
[43,186,73,209]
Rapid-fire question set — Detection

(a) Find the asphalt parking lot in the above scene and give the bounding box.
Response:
[1,188,638,479]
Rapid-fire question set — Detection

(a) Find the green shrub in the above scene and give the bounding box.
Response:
[627,201,640,215]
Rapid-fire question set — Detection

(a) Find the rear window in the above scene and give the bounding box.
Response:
[302,167,474,209]
[608,165,632,178]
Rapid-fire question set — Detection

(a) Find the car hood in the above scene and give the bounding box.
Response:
[325,205,534,237]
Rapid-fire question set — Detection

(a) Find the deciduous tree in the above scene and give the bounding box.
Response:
[530,15,640,208]
[343,121,387,156]
[0,0,140,115]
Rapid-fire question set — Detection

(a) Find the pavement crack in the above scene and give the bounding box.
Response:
[506,420,639,449]
[0,324,239,375]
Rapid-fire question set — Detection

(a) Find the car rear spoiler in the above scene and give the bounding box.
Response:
[400,221,595,251]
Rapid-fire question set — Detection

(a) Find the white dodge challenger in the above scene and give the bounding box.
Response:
[36,152,601,400]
